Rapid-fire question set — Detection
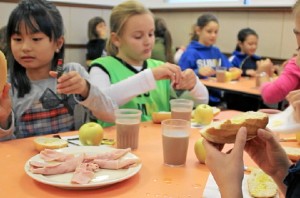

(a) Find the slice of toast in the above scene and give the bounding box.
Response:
[247,169,278,198]
[0,50,7,93]
[283,147,300,162]
[200,111,268,144]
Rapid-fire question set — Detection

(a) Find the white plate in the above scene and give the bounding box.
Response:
[267,106,300,134]
[203,173,279,198]
[24,146,142,190]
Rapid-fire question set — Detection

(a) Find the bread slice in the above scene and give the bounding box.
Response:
[247,168,278,198]
[283,147,300,162]
[200,111,268,144]
[152,112,171,124]
[34,137,68,152]
[0,50,7,93]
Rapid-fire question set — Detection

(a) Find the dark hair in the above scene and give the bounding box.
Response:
[235,27,258,51]
[0,26,7,56]
[197,13,219,29]
[154,17,174,63]
[88,16,105,40]
[6,0,65,97]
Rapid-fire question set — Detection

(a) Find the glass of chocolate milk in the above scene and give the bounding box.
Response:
[216,67,227,82]
[170,99,194,121]
[161,119,190,166]
[115,109,142,150]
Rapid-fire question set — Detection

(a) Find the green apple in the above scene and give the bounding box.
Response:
[194,137,206,164]
[194,104,214,125]
[79,122,103,146]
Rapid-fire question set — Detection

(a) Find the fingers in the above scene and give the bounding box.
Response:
[286,89,300,104]
[56,71,86,95]
[1,83,11,98]
[256,128,281,149]
[175,69,196,90]
[49,71,58,78]
[203,138,219,155]
[232,127,247,158]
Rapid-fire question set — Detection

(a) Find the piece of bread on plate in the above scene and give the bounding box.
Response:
[34,137,68,152]
[283,147,300,162]
[247,168,278,198]
[200,111,268,144]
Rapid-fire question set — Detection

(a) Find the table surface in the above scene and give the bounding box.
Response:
[1,110,298,197]
[200,77,260,97]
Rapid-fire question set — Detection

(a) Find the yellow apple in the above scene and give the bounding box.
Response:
[229,68,242,80]
[225,71,232,82]
[194,104,214,125]
[194,137,206,164]
[79,122,103,146]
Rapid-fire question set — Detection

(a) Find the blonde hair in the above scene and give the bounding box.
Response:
[106,0,152,56]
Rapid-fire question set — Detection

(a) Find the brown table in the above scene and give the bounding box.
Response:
[0,110,297,197]
[200,77,260,98]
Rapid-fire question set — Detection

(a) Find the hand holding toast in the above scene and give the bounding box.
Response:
[203,127,247,198]
[245,129,292,194]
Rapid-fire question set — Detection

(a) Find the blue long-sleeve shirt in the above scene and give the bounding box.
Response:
[178,41,232,79]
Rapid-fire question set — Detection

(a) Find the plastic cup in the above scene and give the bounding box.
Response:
[161,119,190,166]
[115,109,142,150]
[170,99,194,121]
[216,67,227,82]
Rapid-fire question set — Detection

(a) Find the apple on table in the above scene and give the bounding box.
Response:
[193,104,214,125]
[194,137,206,164]
[79,122,104,146]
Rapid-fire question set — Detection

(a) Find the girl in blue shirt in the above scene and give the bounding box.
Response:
[229,27,261,77]
[178,13,235,105]
[178,13,232,79]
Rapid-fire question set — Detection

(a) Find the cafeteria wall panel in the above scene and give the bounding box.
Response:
[0,2,15,27]
[153,12,198,48]
[281,12,297,59]
[248,12,284,59]
[64,48,87,67]
[56,6,71,45]
[216,12,249,53]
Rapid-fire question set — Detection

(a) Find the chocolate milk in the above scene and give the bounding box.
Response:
[116,121,140,150]
[216,70,226,82]
[171,108,191,121]
[162,131,189,166]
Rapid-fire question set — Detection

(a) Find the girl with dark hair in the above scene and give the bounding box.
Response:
[178,13,239,105]
[178,13,233,78]
[86,16,107,66]
[229,27,262,77]
[0,0,116,141]
[151,17,175,63]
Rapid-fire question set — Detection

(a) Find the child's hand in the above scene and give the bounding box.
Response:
[286,90,300,122]
[246,69,256,77]
[50,71,89,99]
[174,69,196,90]
[152,62,182,86]
[198,66,215,77]
[0,83,12,127]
